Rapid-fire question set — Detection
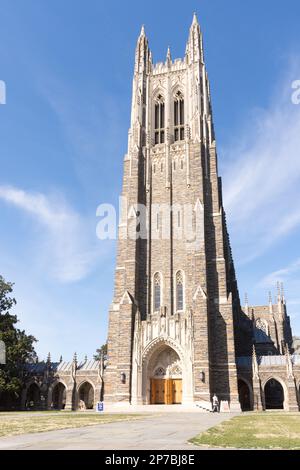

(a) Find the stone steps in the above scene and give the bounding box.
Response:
[101,404,212,413]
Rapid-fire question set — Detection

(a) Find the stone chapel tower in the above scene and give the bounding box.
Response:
[104,14,241,410]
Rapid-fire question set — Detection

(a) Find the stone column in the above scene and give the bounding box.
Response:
[64,386,75,411]
[287,380,299,411]
[252,381,263,411]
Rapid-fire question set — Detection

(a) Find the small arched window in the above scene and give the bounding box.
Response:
[256,318,268,335]
[154,273,161,311]
[176,271,184,311]
[154,95,165,145]
[174,91,184,141]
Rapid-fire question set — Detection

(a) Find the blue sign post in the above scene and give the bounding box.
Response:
[96,402,104,413]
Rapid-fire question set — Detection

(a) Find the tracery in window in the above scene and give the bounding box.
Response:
[154,273,162,311]
[174,91,185,141]
[176,271,184,311]
[154,95,165,144]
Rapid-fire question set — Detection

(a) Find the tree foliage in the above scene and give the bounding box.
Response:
[94,342,107,361]
[0,276,37,407]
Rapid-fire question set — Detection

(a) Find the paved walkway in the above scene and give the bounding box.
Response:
[0,412,237,450]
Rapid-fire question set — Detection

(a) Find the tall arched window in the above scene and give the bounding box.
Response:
[176,271,184,311]
[174,91,184,141]
[154,273,161,311]
[154,95,165,144]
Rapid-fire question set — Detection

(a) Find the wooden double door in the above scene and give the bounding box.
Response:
[151,379,182,405]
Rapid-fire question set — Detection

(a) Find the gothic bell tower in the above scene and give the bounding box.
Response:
[104,14,241,410]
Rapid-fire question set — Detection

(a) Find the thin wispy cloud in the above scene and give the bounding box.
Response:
[36,75,124,195]
[260,258,300,324]
[222,57,300,264]
[0,185,105,283]
[260,258,300,287]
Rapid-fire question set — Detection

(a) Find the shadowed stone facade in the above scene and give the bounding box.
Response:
[21,355,104,411]
[104,15,239,409]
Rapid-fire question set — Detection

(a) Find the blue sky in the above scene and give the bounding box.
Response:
[0,0,300,361]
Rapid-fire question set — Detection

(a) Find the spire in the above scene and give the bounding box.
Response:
[277,281,281,302]
[166,46,172,66]
[71,352,77,381]
[269,291,272,304]
[269,291,273,314]
[186,12,203,64]
[47,352,51,364]
[277,282,283,314]
[73,352,77,366]
[285,343,294,378]
[192,12,199,26]
[281,282,286,303]
[135,24,151,74]
[185,42,189,57]
[252,345,259,381]
[98,351,104,379]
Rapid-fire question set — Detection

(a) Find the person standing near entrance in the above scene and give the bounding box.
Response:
[212,394,219,413]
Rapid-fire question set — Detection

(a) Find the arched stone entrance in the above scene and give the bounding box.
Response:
[147,345,183,405]
[78,382,94,410]
[132,337,193,405]
[238,379,251,411]
[26,383,41,410]
[52,383,66,410]
[264,379,284,410]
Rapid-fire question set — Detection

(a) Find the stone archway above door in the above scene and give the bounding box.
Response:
[149,347,182,377]
[153,362,182,380]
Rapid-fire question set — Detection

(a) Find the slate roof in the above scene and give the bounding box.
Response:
[25,359,100,374]
[237,354,300,368]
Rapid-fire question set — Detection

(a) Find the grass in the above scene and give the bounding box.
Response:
[0,411,145,438]
[190,413,300,450]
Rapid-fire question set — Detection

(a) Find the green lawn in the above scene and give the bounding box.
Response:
[0,412,145,438]
[190,413,300,450]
